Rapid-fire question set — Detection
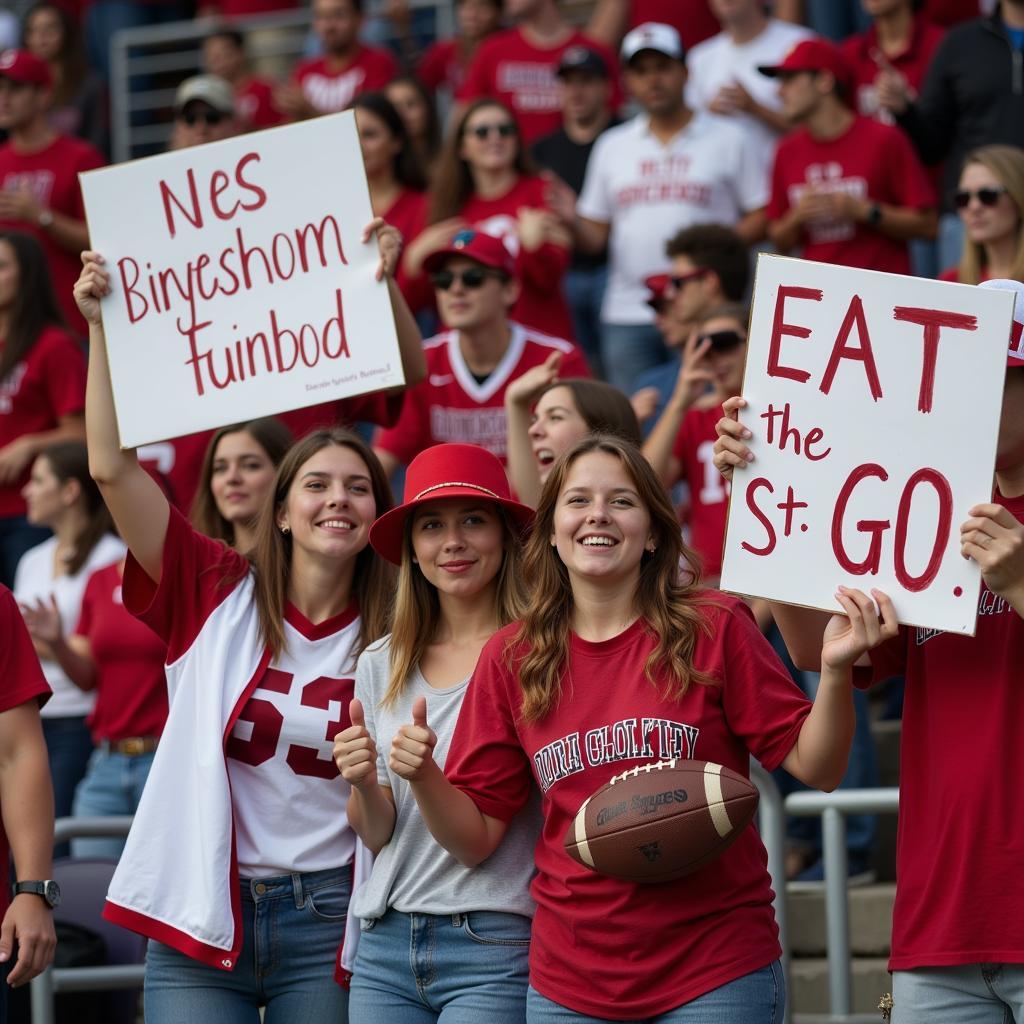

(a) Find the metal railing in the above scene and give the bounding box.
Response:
[30,816,141,1024]
[108,0,456,164]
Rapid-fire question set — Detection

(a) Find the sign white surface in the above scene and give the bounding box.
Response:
[720,255,1012,636]
[80,111,403,448]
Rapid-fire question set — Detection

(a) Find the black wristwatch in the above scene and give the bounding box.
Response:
[12,880,61,909]
[866,202,883,226]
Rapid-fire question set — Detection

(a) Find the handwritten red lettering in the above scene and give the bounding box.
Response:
[767,285,822,383]
[832,463,890,575]
[820,294,883,401]
[742,478,777,556]
[893,468,952,591]
[892,307,977,414]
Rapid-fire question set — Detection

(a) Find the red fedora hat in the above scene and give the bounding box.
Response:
[369,444,534,565]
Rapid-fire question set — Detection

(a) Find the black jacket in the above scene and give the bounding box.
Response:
[897,7,1024,211]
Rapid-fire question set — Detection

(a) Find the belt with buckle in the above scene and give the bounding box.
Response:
[102,737,159,756]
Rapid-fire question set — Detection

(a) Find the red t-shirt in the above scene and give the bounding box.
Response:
[458,28,623,144]
[0,135,104,335]
[460,176,574,340]
[446,600,811,1018]
[137,390,401,512]
[671,404,730,580]
[0,586,51,917]
[841,16,945,124]
[924,0,978,25]
[418,39,467,94]
[203,0,297,13]
[0,326,86,518]
[75,562,168,743]
[767,115,936,275]
[236,77,285,131]
[292,47,400,115]
[375,322,589,466]
[383,188,429,309]
[864,490,1024,970]
[628,0,721,52]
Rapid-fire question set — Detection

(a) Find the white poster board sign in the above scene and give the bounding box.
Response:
[80,111,403,448]
[720,255,1012,635]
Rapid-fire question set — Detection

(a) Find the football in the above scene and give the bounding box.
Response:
[564,758,759,883]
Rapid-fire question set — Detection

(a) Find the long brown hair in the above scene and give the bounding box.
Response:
[957,144,1024,285]
[39,441,114,576]
[249,429,395,659]
[382,504,527,708]
[428,98,537,224]
[0,232,67,385]
[23,3,88,107]
[510,435,716,723]
[190,418,294,547]
[537,379,643,446]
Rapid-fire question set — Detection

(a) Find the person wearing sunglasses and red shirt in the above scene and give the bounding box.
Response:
[940,144,1024,285]
[167,75,239,151]
[374,229,589,478]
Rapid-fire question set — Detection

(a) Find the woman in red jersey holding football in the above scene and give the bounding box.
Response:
[396,434,895,1023]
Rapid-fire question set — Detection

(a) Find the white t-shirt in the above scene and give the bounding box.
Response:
[577,111,770,325]
[685,19,814,171]
[13,533,125,717]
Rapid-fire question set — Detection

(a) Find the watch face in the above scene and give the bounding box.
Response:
[44,880,61,908]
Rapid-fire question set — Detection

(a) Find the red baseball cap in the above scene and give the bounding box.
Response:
[369,443,534,565]
[423,229,516,279]
[979,279,1024,367]
[758,38,853,95]
[644,273,672,312]
[0,49,52,89]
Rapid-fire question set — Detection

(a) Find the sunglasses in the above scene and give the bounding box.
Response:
[953,186,1008,209]
[698,330,745,351]
[180,109,225,127]
[430,267,502,290]
[466,122,517,140]
[669,267,710,289]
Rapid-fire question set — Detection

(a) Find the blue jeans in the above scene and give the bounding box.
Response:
[145,866,351,1024]
[71,748,156,858]
[564,265,608,379]
[42,716,95,859]
[937,212,966,278]
[600,322,671,394]
[350,908,531,1023]
[803,0,872,40]
[526,961,785,1023]
[893,965,1024,1024]
[0,515,50,589]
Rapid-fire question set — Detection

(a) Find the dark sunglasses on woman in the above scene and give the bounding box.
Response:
[466,123,517,140]
[430,267,504,290]
[698,330,746,352]
[953,186,1008,209]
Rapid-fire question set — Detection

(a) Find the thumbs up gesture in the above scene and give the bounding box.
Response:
[390,696,439,782]
[333,699,379,789]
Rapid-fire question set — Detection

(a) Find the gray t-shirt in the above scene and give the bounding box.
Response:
[352,635,539,921]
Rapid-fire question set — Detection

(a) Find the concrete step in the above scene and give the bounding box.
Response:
[787,883,895,957]
[789,956,892,1017]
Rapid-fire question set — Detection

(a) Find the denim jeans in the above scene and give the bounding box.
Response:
[564,265,609,379]
[71,748,156,858]
[893,965,1024,1024]
[42,716,95,859]
[599,322,672,395]
[526,961,785,1023]
[350,908,531,1023]
[937,212,966,278]
[145,866,351,1024]
[0,515,50,589]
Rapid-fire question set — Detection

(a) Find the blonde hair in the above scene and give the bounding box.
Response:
[509,435,718,723]
[382,504,527,708]
[958,145,1024,285]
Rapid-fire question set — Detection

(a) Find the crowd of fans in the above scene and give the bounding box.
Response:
[0,0,1023,1018]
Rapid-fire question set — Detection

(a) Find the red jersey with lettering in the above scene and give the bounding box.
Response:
[235,77,285,130]
[0,135,104,334]
[137,390,402,512]
[767,115,936,275]
[461,176,573,339]
[375,322,589,466]
[75,562,168,743]
[0,326,86,517]
[0,586,50,917]
[672,404,730,579]
[446,599,811,1019]
[293,47,400,115]
[842,16,945,124]
[458,28,622,143]
[863,490,1024,971]
[628,0,721,51]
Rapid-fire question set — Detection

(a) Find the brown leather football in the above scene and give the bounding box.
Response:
[563,758,759,883]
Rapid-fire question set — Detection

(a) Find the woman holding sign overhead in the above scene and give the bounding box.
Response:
[400,434,898,1023]
[73,221,416,1024]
